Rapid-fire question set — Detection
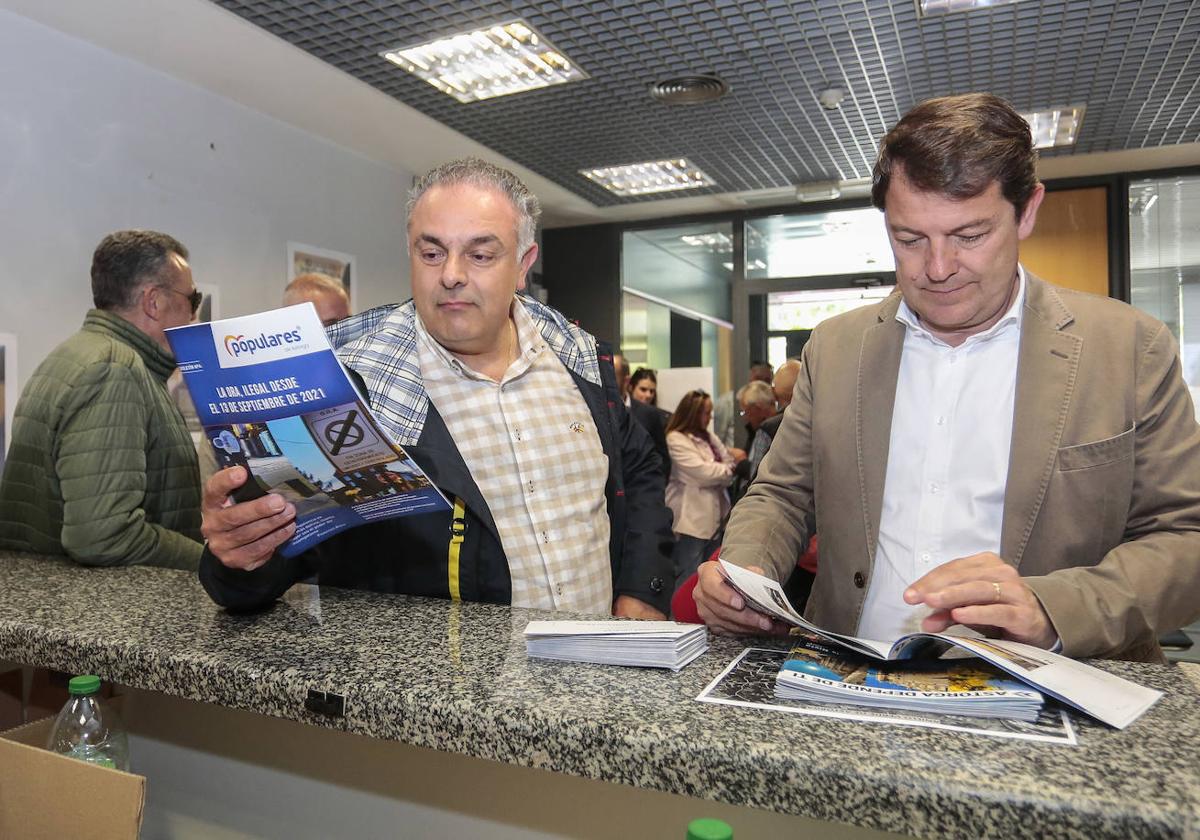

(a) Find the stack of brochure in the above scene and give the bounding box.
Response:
[524,620,708,671]
[774,635,1045,721]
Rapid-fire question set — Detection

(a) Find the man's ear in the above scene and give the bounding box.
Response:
[516,242,539,292]
[1016,183,1046,240]
[139,284,160,321]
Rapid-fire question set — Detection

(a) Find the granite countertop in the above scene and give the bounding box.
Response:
[1,551,1198,839]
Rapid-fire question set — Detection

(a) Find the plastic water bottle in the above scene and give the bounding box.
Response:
[47,675,129,771]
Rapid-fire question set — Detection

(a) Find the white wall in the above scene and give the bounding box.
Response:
[0,9,413,389]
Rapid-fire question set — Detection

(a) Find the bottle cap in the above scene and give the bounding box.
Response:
[687,818,733,840]
[68,675,101,695]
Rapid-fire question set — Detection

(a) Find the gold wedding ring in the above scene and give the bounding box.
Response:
[992,581,1002,603]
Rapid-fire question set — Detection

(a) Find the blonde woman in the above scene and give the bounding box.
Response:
[665,390,748,591]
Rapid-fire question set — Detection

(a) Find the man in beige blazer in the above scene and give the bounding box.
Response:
[699,93,1200,662]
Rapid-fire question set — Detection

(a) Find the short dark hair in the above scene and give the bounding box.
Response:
[91,230,189,311]
[666,390,712,437]
[749,363,773,383]
[871,93,1038,218]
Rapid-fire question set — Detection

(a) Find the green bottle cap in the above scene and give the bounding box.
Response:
[68,675,101,695]
[687,818,733,840]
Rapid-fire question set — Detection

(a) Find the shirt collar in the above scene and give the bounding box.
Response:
[895,264,1026,346]
[413,295,545,382]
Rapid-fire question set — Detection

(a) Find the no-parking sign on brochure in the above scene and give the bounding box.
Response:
[166,303,449,557]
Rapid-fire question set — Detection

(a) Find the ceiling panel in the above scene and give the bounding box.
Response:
[210,0,1200,206]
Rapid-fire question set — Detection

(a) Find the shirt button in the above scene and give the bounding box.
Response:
[650,577,664,594]
[541,531,550,544]
[853,571,866,589]
[527,479,535,494]
[936,416,946,426]
[929,482,940,494]
[949,353,958,364]
[555,582,564,596]
[920,552,931,562]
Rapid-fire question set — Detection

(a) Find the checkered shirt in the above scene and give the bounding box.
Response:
[412,298,612,613]
[328,296,600,446]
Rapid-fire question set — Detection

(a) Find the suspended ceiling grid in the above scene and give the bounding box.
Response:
[211,0,1200,206]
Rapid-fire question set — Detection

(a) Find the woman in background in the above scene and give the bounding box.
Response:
[665,390,748,592]
[628,367,660,407]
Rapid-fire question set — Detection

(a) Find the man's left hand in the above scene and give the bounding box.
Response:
[904,552,1057,649]
[613,594,667,621]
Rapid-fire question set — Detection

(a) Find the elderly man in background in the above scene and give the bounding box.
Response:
[700,93,1200,662]
[198,158,674,618]
[282,272,351,327]
[0,230,203,569]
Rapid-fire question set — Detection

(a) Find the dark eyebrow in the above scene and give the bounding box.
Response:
[889,217,994,236]
[414,233,504,250]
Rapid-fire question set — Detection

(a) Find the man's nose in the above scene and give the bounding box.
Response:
[440,252,467,287]
[925,239,958,283]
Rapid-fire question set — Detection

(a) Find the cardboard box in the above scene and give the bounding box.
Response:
[0,709,145,840]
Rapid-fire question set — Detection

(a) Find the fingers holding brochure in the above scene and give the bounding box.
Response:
[694,560,791,636]
[201,466,296,571]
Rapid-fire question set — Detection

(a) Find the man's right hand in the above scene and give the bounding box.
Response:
[201,466,296,571]
[693,559,790,636]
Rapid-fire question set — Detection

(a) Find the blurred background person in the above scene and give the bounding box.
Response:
[665,390,748,592]
[282,272,351,327]
[614,354,670,479]
[714,361,772,448]
[628,367,661,407]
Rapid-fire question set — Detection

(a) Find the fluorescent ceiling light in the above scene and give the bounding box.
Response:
[1020,105,1086,149]
[581,159,716,197]
[381,20,586,104]
[917,0,1020,16]
[680,232,733,252]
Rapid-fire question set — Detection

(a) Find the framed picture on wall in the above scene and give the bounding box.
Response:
[0,333,16,473]
[286,242,355,312]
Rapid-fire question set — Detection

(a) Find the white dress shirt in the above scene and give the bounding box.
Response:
[857,270,1026,642]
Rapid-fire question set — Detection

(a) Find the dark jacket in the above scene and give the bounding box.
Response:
[200,299,674,614]
[629,398,671,480]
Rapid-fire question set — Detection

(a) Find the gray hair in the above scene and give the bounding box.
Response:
[406,158,541,256]
[283,272,349,306]
[737,380,775,407]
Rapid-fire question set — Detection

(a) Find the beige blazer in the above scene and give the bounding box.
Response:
[722,274,1200,661]
[666,430,735,540]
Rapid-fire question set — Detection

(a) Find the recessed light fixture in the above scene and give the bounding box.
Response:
[1020,105,1086,149]
[917,0,1020,16]
[581,159,716,197]
[380,20,586,104]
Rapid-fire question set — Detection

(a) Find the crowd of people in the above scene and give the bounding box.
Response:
[1,93,1198,663]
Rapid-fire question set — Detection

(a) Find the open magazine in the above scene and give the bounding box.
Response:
[718,560,1162,729]
[165,303,449,557]
[776,633,1044,721]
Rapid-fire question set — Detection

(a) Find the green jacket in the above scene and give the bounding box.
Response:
[0,310,202,569]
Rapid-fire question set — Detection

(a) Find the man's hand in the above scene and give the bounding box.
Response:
[693,560,791,636]
[904,552,1057,649]
[201,466,296,572]
[613,594,666,620]
[727,447,748,463]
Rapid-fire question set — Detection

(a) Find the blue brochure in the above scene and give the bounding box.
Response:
[166,303,449,557]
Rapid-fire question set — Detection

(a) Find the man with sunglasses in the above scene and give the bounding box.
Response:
[0,230,204,569]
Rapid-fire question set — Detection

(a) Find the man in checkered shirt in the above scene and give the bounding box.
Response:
[197,159,673,619]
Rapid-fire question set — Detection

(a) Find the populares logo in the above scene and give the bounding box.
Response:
[222,328,304,358]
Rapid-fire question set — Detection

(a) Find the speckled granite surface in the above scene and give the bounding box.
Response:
[1,551,1197,839]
